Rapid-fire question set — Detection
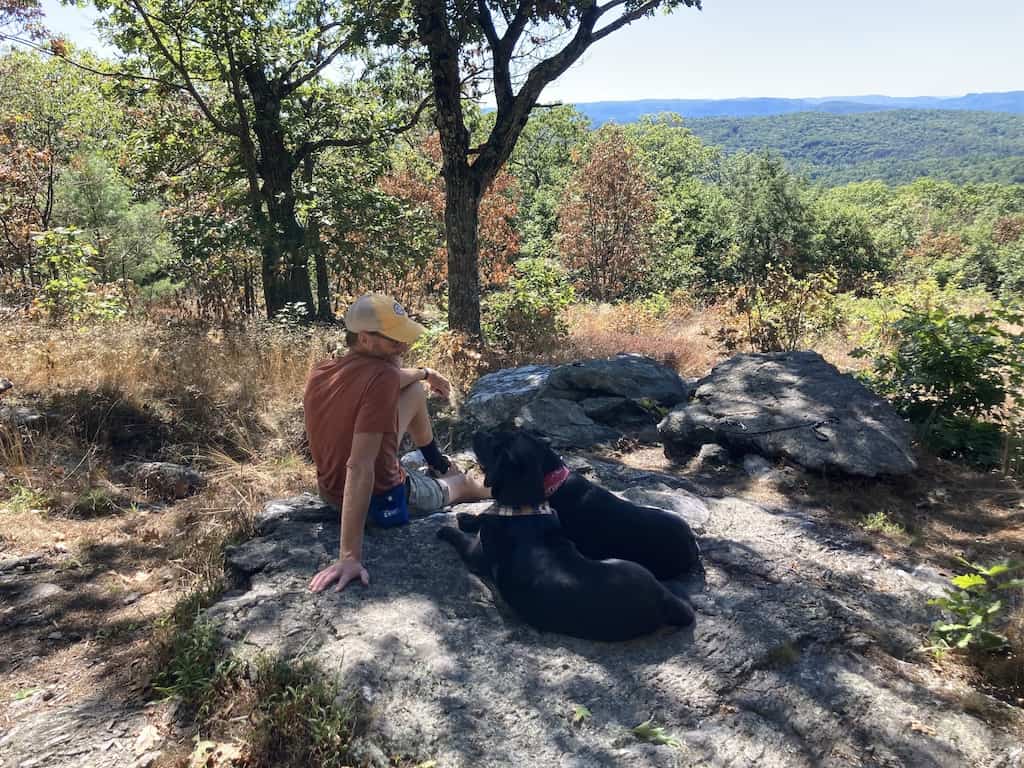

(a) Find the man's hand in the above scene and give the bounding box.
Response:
[424,368,451,400]
[309,558,369,593]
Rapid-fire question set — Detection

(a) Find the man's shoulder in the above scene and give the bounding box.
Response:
[311,352,398,385]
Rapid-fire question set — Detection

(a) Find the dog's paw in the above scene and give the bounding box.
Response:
[456,512,482,533]
[436,525,462,544]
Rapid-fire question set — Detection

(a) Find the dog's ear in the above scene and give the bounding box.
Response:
[519,429,563,473]
[472,430,497,472]
[488,441,545,507]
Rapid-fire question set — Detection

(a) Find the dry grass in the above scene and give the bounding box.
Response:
[0,317,329,760]
[563,300,728,377]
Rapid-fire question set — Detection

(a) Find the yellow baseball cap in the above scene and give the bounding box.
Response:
[343,294,426,343]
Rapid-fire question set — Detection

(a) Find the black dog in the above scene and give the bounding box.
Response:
[436,431,695,641]
[500,429,702,580]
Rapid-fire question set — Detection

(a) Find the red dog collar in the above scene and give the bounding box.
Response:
[543,465,571,498]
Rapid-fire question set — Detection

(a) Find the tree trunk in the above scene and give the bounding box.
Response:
[257,167,314,320]
[444,165,483,339]
[303,156,333,321]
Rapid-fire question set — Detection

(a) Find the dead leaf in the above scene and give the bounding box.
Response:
[910,721,937,736]
[189,740,245,768]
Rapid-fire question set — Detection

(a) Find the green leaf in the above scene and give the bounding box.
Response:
[632,718,682,749]
[950,573,986,590]
[571,704,592,725]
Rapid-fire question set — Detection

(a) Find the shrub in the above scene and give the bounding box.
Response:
[30,228,127,323]
[732,266,842,352]
[483,257,575,363]
[861,304,1024,425]
[928,559,1024,654]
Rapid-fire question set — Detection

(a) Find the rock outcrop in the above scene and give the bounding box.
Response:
[659,351,917,477]
[463,355,689,448]
[202,459,1018,767]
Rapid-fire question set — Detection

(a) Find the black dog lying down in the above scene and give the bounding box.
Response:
[523,429,701,580]
[437,430,695,641]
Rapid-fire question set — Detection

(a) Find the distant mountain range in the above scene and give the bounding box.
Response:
[572,92,1024,124]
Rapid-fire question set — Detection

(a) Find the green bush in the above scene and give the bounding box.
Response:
[734,266,842,352]
[928,559,1024,654]
[31,228,127,323]
[483,257,575,362]
[839,278,987,357]
[860,303,1024,467]
[861,305,1024,424]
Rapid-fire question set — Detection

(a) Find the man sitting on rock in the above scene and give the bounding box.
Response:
[305,293,490,593]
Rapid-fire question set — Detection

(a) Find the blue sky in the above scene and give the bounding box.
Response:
[36,0,1024,102]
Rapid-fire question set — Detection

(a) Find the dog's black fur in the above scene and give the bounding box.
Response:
[505,429,702,580]
[436,430,695,641]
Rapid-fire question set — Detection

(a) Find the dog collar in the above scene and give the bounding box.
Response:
[491,502,554,517]
[543,465,571,498]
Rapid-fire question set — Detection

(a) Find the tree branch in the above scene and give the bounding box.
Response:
[0,33,191,91]
[125,0,233,135]
[293,93,432,164]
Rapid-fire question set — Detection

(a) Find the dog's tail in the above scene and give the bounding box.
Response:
[663,592,696,628]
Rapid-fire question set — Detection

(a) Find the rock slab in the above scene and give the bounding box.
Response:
[659,351,917,477]
[202,467,1019,767]
[463,355,689,449]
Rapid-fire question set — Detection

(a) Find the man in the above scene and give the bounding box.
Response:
[305,293,489,593]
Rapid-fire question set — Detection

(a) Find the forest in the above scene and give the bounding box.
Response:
[684,109,1024,185]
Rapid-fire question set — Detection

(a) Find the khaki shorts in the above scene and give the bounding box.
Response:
[405,467,449,514]
[320,468,449,520]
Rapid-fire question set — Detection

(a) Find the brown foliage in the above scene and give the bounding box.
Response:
[992,215,1024,245]
[906,231,965,262]
[0,117,53,287]
[556,128,656,302]
[379,134,517,308]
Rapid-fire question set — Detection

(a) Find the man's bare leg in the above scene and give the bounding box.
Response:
[398,384,490,505]
[398,382,434,446]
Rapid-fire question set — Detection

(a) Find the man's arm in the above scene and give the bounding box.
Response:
[397,366,451,399]
[309,431,383,593]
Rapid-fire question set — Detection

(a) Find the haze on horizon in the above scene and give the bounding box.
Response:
[31,0,1024,104]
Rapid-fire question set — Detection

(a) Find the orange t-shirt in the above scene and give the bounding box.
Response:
[303,351,406,507]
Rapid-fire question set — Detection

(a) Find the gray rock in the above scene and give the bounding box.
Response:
[659,351,917,477]
[462,356,688,448]
[614,486,711,532]
[541,354,689,406]
[579,396,656,429]
[461,365,553,428]
[0,405,46,430]
[20,583,65,605]
[515,397,620,449]
[258,493,336,533]
[742,454,774,478]
[117,462,205,500]
[198,459,1019,768]
[694,443,732,470]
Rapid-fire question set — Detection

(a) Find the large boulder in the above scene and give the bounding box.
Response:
[540,355,689,406]
[514,397,620,449]
[201,463,1018,768]
[461,364,553,428]
[658,351,916,477]
[462,355,688,448]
